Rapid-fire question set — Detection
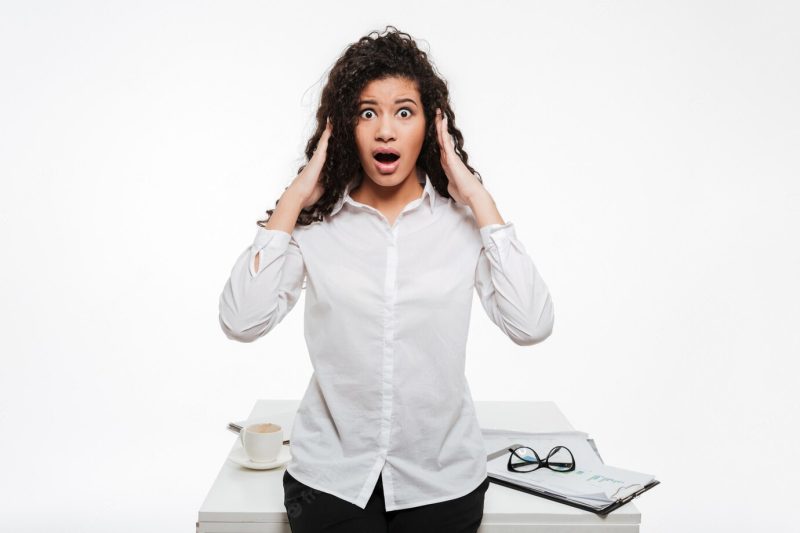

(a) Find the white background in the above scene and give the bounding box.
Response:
[1,1,797,531]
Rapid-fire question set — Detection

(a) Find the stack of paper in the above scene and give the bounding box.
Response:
[481,429,656,511]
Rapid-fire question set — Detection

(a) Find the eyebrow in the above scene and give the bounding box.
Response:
[358,98,419,107]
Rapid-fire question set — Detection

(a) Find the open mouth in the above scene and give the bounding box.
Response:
[372,148,401,173]
[374,152,400,163]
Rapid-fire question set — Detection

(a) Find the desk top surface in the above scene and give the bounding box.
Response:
[198,399,640,526]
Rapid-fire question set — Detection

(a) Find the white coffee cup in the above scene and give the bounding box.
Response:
[239,422,283,462]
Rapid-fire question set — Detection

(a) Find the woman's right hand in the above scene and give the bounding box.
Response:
[288,118,333,209]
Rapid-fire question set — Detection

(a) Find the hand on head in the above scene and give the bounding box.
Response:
[290,118,333,209]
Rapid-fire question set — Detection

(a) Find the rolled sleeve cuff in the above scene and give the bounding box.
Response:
[249,227,292,277]
[479,221,516,249]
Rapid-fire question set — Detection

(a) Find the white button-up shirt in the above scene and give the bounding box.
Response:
[219,167,554,511]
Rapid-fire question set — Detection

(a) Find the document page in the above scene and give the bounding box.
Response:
[483,430,655,507]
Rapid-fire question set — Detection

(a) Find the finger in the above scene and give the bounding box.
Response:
[314,120,332,156]
[441,112,453,155]
[443,114,454,152]
[434,109,440,145]
[436,109,446,156]
[321,119,333,141]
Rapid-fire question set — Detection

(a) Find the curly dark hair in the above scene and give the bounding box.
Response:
[257,25,483,227]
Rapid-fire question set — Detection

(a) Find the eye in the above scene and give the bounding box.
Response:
[358,108,414,120]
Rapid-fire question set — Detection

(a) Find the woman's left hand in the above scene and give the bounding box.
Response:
[435,108,485,205]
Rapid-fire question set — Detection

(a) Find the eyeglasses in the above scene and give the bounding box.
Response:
[507,445,576,473]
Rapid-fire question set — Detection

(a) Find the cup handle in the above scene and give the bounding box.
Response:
[239,427,246,448]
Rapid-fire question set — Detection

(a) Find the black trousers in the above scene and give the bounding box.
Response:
[283,469,490,533]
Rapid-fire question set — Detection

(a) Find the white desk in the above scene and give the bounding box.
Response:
[197,400,641,532]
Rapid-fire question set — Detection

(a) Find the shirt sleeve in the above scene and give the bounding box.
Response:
[474,221,555,346]
[218,227,306,343]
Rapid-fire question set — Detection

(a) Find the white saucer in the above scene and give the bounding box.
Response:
[228,444,291,470]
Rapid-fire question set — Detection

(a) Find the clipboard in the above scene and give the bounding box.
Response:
[486,444,660,516]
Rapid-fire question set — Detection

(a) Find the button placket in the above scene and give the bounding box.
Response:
[379,219,400,458]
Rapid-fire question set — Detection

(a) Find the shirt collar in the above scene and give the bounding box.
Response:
[328,166,436,218]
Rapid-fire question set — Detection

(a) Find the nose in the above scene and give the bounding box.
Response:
[375,114,396,142]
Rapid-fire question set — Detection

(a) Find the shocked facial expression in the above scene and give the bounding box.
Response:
[354,76,426,186]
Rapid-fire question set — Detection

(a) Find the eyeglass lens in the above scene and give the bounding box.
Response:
[511,447,539,472]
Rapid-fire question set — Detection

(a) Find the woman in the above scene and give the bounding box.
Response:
[219,26,555,533]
